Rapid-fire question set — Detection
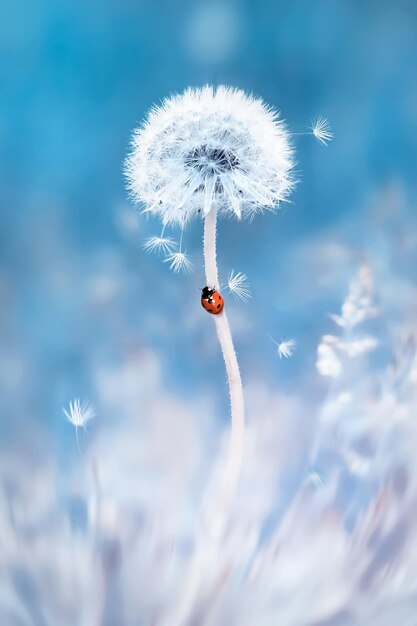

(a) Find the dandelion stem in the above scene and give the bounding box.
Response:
[75,426,81,455]
[179,224,184,252]
[169,205,246,626]
[203,205,245,531]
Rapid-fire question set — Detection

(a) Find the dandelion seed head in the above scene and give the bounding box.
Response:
[163,251,193,274]
[125,86,295,225]
[310,117,333,146]
[63,399,96,429]
[227,270,252,302]
[143,235,177,255]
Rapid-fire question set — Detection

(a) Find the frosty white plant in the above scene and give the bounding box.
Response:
[125,85,294,623]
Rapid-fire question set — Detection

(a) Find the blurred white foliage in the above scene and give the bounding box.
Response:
[317,335,343,377]
[2,263,417,625]
[317,266,379,377]
[329,265,378,329]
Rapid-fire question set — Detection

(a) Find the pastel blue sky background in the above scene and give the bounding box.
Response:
[1,0,417,449]
[2,2,417,623]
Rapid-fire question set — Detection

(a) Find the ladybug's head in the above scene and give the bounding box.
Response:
[201,286,215,299]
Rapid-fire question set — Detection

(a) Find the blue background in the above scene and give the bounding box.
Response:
[1,0,417,439]
[2,3,417,623]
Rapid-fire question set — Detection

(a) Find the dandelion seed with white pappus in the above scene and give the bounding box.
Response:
[162,225,193,273]
[227,270,251,302]
[143,235,177,255]
[294,116,333,146]
[63,398,96,453]
[164,251,193,274]
[310,117,333,146]
[269,335,297,359]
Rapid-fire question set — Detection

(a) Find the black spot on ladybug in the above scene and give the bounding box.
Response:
[217,304,221,309]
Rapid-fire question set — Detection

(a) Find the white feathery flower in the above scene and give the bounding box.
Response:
[63,398,96,452]
[143,235,177,255]
[163,251,193,274]
[310,117,333,146]
[269,335,297,359]
[125,85,295,225]
[227,270,252,302]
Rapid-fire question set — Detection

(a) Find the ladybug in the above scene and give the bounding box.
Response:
[201,286,224,315]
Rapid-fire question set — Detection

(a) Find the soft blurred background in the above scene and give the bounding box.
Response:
[1,1,417,624]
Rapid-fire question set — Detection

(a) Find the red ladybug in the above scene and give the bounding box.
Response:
[201,286,224,315]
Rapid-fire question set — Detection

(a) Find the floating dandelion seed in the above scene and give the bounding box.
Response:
[63,398,96,452]
[143,235,176,255]
[63,398,96,428]
[310,117,333,146]
[277,339,297,359]
[227,270,252,302]
[163,251,193,274]
[269,335,297,359]
[162,226,193,273]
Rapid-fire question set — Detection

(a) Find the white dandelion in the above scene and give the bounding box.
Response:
[163,251,193,274]
[269,335,297,359]
[63,398,96,452]
[125,85,294,225]
[143,235,176,255]
[227,270,252,302]
[125,86,295,625]
[310,117,333,146]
